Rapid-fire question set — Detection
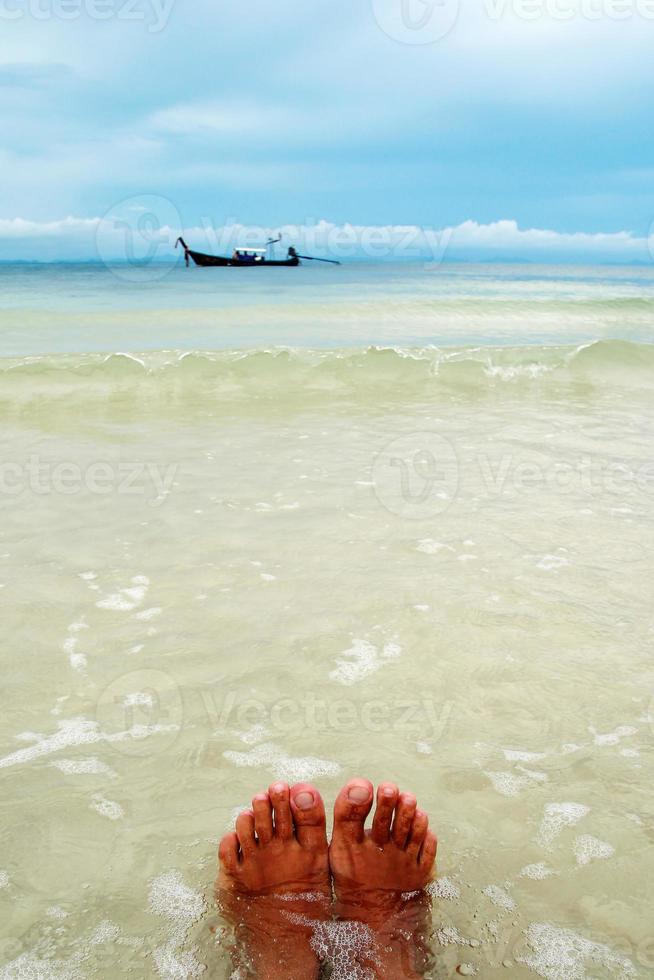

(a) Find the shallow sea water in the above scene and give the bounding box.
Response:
[0,263,653,978]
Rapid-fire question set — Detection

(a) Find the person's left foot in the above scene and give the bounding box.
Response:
[216,781,331,980]
[328,778,437,978]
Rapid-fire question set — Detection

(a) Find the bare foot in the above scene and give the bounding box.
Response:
[328,778,437,979]
[217,781,331,980]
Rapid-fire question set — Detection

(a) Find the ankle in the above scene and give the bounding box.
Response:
[332,891,433,978]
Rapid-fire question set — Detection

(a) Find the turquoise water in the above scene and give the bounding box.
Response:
[1,261,654,355]
[0,262,652,978]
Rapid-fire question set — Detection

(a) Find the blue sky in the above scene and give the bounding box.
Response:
[1,0,654,260]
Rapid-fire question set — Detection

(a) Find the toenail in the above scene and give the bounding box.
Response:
[272,783,285,795]
[294,791,315,810]
[382,786,395,798]
[348,785,371,804]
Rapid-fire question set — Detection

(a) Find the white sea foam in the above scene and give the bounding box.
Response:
[0,870,9,889]
[573,835,615,866]
[0,716,180,770]
[536,554,570,571]
[428,876,460,900]
[329,638,401,686]
[436,924,470,946]
[520,863,557,879]
[51,757,114,776]
[537,803,590,847]
[149,871,205,980]
[483,884,516,911]
[589,725,637,746]
[149,871,205,926]
[97,593,140,611]
[46,906,68,919]
[484,770,531,797]
[416,538,452,555]
[517,764,548,782]
[88,920,121,944]
[90,794,124,821]
[97,576,149,612]
[237,723,270,745]
[0,953,82,979]
[135,606,162,621]
[63,632,88,672]
[124,692,154,708]
[517,922,636,979]
[223,742,341,782]
[503,748,546,762]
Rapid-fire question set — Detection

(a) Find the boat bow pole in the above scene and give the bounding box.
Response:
[296,254,341,265]
[175,237,190,268]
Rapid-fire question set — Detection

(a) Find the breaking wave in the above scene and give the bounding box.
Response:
[1,340,653,419]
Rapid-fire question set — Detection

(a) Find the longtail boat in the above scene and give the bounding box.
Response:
[175,234,340,268]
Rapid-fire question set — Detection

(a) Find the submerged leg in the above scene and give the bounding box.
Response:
[217,781,332,979]
[328,778,437,979]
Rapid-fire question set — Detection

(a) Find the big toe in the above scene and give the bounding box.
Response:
[290,783,327,850]
[332,777,374,844]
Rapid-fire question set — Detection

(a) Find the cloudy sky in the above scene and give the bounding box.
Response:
[1,0,654,260]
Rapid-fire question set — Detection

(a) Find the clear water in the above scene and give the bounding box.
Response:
[0,262,652,978]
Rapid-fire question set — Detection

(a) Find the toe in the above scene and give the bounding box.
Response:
[290,783,327,850]
[391,791,417,848]
[218,831,240,873]
[268,781,293,840]
[332,777,374,844]
[370,782,398,846]
[406,808,428,857]
[252,792,273,845]
[235,809,257,857]
[419,830,438,875]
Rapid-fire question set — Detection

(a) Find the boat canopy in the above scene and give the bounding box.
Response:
[235,247,266,254]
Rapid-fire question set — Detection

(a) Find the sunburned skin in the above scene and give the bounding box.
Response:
[217,777,437,979]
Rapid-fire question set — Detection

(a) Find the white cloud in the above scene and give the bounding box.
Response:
[148,101,296,137]
[0,214,652,263]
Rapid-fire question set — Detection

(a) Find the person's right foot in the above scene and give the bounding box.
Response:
[217,781,331,980]
[328,778,437,979]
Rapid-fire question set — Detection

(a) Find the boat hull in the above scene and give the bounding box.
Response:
[186,248,300,268]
